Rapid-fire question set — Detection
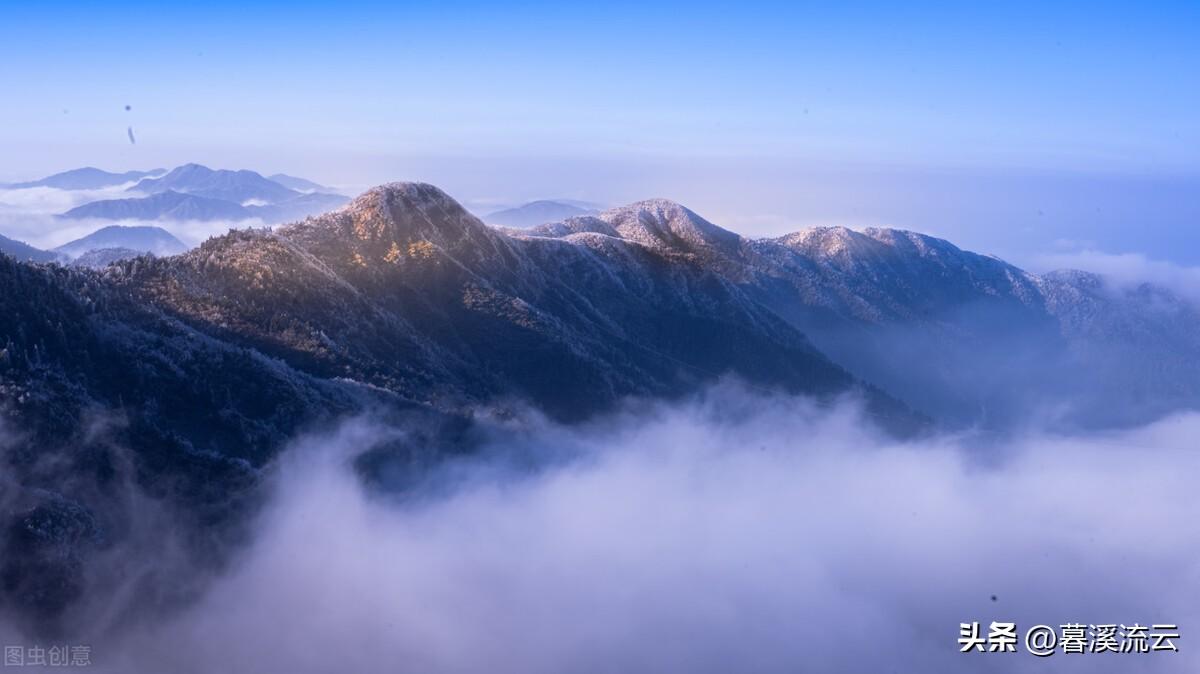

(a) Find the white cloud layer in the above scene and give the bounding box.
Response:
[0,184,139,215]
[1035,248,1200,303]
[0,184,266,250]
[62,390,1200,674]
[0,213,263,253]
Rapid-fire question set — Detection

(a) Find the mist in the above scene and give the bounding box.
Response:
[1033,248,1200,304]
[0,184,137,218]
[18,386,1190,674]
[0,182,267,251]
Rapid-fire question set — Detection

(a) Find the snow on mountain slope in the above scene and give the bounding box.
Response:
[598,199,743,262]
[126,183,892,423]
[525,209,1200,429]
[70,247,146,269]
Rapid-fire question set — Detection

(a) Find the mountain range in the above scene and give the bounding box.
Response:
[130,164,303,204]
[2,181,1199,632]
[1,167,166,190]
[87,164,346,223]
[61,190,253,222]
[59,188,347,224]
[522,203,1200,428]
[4,164,348,226]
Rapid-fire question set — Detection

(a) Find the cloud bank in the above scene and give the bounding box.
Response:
[0,183,266,251]
[1035,248,1200,303]
[31,387,1193,674]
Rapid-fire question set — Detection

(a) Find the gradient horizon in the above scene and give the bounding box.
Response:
[2,1,1197,266]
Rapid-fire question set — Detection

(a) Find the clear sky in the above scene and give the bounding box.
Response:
[2,1,1198,264]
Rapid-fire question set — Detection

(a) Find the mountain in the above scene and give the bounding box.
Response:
[1,182,919,630]
[267,173,336,193]
[485,199,598,228]
[6,181,1199,631]
[0,233,59,263]
[523,212,1200,429]
[130,164,300,204]
[61,190,254,222]
[70,247,145,269]
[246,191,350,223]
[0,252,376,629]
[3,167,166,190]
[60,189,350,224]
[128,183,891,421]
[747,227,1200,428]
[53,225,189,258]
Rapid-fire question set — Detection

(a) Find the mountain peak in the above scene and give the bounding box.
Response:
[280,182,503,264]
[339,182,477,234]
[598,199,742,257]
[778,226,971,264]
[776,226,874,258]
[157,163,215,181]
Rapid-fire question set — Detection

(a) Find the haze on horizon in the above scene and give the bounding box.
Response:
[2,1,1197,268]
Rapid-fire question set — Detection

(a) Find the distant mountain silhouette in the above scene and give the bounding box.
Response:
[61,188,348,224]
[267,173,337,193]
[0,233,59,262]
[53,225,188,258]
[246,191,349,223]
[485,199,599,228]
[130,164,300,204]
[62,190,254,222]
[3,167,166,190]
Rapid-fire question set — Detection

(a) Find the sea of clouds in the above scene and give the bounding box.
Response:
[5,387,1189,674]
[0,184,265,250]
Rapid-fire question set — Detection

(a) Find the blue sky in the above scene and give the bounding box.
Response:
[2,1,1198,264]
